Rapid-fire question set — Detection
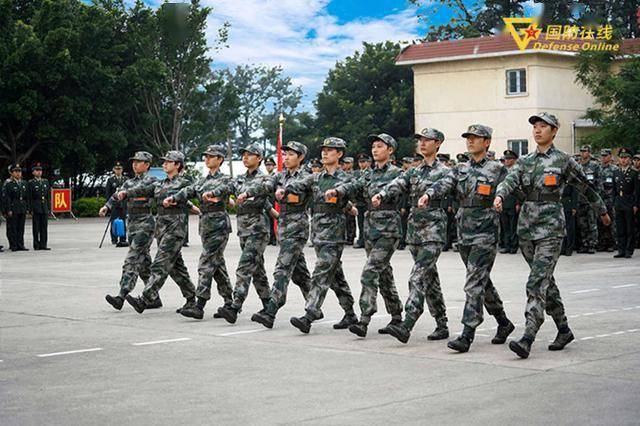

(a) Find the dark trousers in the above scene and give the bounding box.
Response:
[6,213,26,250]
[615,207,635,255]
[32,212,48,249]
[500,209,519,251]
[561,209,576,254]
[110,208,127,244]
[356,205,366,246]
[597,203,616,250]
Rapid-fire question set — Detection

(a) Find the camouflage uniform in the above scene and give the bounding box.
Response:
[497,113,607,348]
[378,135,449,333]
[335,134,404,328]
[125,151,196,308]
[598,154,616,251]
[576,151,602,252]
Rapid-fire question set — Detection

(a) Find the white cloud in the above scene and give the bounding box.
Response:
[203,0,422,110]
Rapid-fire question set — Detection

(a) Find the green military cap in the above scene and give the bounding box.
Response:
[160,150,185,163]
[31,162,43,171]
[402,157,414,164]
[129,151,153,162]
[341,157,354,164]
[436,153,450,161]
[528,112,560,128]
[113,161,124,169]
[310,158,322,166]
[8,164,21,172]
[414,127,445,142]
[462,124,493,139]
[240,142,264,157]
[600,148,612,156]
[618,147,632,158]
[284,141,307,157]
[202,145,225,157]
[367,133,397,150]
[456,153,469,162]
[634,153,640,160]
[321,137,346,149]
[356,153,371,161]
[579,145,591,152]
[503,149,518,160]
[264,157,276,165]
[487,150,496,159]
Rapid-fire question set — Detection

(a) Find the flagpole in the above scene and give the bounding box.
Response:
[277,113,284,172]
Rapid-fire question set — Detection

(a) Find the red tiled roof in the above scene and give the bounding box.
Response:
[396,33,640,65]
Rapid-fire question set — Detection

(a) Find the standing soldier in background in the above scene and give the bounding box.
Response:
[120,151,199,314]
[499,150,520,254]
[164,145,234,319]
[397,157,414,250]
[99,152,162,311]
[634,153,640,249]
[374,128,451,343]
[341,156,356,245]
[289,137,357,334]
[598,149,616,252]
[251,141,313,328]
[3,164,29,251]
[612,148,639,258]
[560,183,578,256]
[495,113,610,359]
[353,153,372,249]
[419,125,515,353]
[576,145,602,254]
[264,157,278,246]
[28,163,51,250]
[105,161,128,247]
[327,133,404,338]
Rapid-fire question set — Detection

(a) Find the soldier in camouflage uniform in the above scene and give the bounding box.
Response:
[397,157,414,250]
[341,157,357,245]
[326,133,404,338]
[264,157,278,246]
[164,145,234,320]
[28,163,51,250]
[251,141,314,329]
[576,145,602,254]
[635,154,640,249]
[598,149,616,252]
[495,113,611,358]
[289,137,357,334]
[560,183,578,256]
[420,124,515,353]
[214,143,274,324]
[121,151,198,314]
[100,151,164,310]
[499,150,520,254]
[353,153,372,249]
[375,128,450,344]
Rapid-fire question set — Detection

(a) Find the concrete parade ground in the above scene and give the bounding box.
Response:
[1,217,639,425]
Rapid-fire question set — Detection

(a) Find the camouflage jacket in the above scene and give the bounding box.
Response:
[173,170,232,235]
[496,145,606,241]
[105,172,157,233]
[379,159,449,244]
[231,169,272,237]
[351,168,370,207]
[287,167,353,245]
[427,157,506,246]
[600,162,616,204]
[273,168,312,242]
[578,158,603,204]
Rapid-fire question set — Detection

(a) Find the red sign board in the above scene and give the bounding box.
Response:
[51,188,72,213]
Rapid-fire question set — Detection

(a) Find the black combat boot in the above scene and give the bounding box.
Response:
[548,329,575,351]
[348,321,368,337]
[333,313,358,329]
[251,311,275,329]
[105,294,124,310]
[427,321,450,341]
[180,298,206,320]
[492,315,515,344]
[388,324,411,344]
[290,315,312,334]
[447,327,475,353]
[509,336,533,359]
[146,297,163,309]
[125,295,147,314]
[378,317,402,335]
[213,301,232,318]
[218,305,238,324]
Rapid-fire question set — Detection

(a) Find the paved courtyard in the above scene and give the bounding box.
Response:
[1,217,639,425]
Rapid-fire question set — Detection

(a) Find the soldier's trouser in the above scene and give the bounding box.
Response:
[356,205,366,245]
[615,207,635,255]
[598,203,616,249]
[231,234,270,310]
[266,237,311,315]
[561,209,576,253]
[305,243,355,320]
[7,213,26,249]
[197,230,232,302]
[500,209,518,251]
[403,243,447,330]
[118,217,154,296]
[345,214,356,242]
[32,212,48,249]
[519,238,567,339]
[358,237,403,323]
[458,244,505,329]
[400,212,408,246]
[577,203,598,249]
[268,215,277,244]
[444,211,456,249]
[141,221,196,304]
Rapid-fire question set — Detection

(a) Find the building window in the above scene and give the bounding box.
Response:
[506,69,526,95]
[508,139,528,156]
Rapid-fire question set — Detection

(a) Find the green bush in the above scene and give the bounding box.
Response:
[73,197,106,217]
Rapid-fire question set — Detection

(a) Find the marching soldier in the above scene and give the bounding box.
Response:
[598,149,616,252]
[288,137,358,334]
[120,151,199,314]
[499,150,519,254]
[576,145,602,254]
[495,113,611,359]
[3,164,29,251]
[419,124,515,353]
[327,133,404,338]
[374,128,450,343]
[105,161,128,247]
[612,148,639,258]
[353,153,372,249]
[28,163,51,250]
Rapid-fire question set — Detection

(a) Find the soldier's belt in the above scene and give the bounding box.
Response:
[312,204,343,214]
[128,206,151,215]
[367,202,397,211]
[201,203,226,213]
[236,206,264,215]
[525,191,560,202]
[414,199,444,209]
[281,204,307,214]
[460,197,493,208]
[157,206,184,216]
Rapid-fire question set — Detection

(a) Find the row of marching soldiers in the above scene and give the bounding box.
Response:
[100,112,634,359]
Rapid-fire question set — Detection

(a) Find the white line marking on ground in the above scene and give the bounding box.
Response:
[596,334,611,338]
[581,336,595,341]
[612,331,625,335]
[583,312,595,316]
[595,311,608,314]
[218,329,268,337]
[132,338,191,346]
[613,284,638,289]
[37,348,102,357]
[571,289,599,294]
[627,329,639,333]
[622,307,635,311]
